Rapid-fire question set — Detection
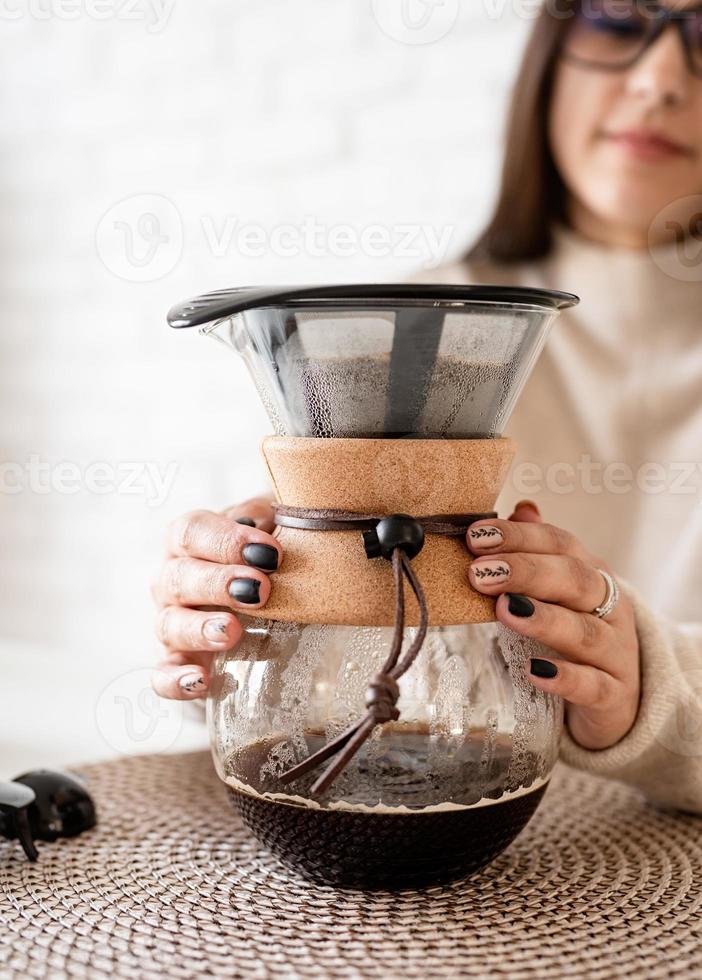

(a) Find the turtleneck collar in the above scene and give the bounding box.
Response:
[535,222,702,351]
[551,221,678,265]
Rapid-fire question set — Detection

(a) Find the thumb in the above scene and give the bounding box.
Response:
[508,499,542,524]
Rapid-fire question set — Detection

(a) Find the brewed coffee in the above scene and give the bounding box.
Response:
[225,729,548,889]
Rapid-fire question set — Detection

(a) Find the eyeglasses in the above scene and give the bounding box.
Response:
[561,0,702,79]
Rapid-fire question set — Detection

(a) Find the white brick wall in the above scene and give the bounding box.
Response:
[0,0,530,768]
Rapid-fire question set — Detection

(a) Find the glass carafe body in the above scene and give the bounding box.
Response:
[209,618,562,888]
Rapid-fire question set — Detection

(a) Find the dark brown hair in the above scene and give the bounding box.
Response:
[467,3,579,264]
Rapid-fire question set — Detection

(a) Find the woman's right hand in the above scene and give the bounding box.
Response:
[150,497,279,700]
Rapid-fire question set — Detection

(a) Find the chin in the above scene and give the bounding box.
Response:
[584,177,679,239]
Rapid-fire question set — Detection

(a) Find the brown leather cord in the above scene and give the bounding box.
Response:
[274,505,496,796]
[274,506,497,537]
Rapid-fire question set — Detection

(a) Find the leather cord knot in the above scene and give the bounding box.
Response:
[365,673,400,724]
[274,504,496,796]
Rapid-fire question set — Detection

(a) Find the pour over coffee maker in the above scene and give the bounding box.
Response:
[168,284,579,888]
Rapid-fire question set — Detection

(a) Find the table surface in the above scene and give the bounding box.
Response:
[1,749,701,980]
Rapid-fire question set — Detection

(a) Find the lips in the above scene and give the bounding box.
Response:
[603,129,693,162]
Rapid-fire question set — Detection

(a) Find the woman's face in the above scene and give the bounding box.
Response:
[549,1,702,245]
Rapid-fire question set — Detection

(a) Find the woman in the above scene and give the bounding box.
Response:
[151,0,702,812]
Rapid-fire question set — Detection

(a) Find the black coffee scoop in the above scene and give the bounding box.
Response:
[0,770,96,861]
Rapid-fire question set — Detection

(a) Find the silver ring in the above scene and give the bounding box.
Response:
[592,568,619,619]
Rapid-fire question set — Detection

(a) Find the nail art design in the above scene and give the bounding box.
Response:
[471,561,511,581]
[204,617,230,642]
[228,578,262,605]
[507,594,535,618]
[235,517,256,527]
[530,659,558,679]
[468,525,504,546]
[242,543,279,571]
[179,673,206,693]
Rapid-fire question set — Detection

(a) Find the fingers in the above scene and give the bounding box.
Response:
[151,656,211,701]
[508,499,543,524]
[468,551,609,614]
[522,653,618,710]
[221,496,276,534]
[156,606,243,653]
[468,514,594,564]
[153,498,278,702]
[157,559,271,611]
[166,508,282,569]
[523,651,638,749]
[494,593,618,674]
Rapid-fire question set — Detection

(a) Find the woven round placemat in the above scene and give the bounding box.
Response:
[1,751,701,980]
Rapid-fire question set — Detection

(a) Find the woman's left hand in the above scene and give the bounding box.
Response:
[466,500,641,751]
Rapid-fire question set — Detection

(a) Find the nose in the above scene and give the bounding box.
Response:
[625,25,690,109]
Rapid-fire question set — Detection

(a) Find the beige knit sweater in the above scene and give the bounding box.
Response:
[417,225,702,814]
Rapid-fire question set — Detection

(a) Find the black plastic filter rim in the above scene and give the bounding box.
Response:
[167,283,580,329]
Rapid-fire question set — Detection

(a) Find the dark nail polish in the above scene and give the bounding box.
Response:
[228,578,262,605]
[507,594,535,618]
[530,658,558,679]
[235,516,256,527]
[242,543,279,571]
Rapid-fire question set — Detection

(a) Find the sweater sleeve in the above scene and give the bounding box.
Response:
[559,578,702,814]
